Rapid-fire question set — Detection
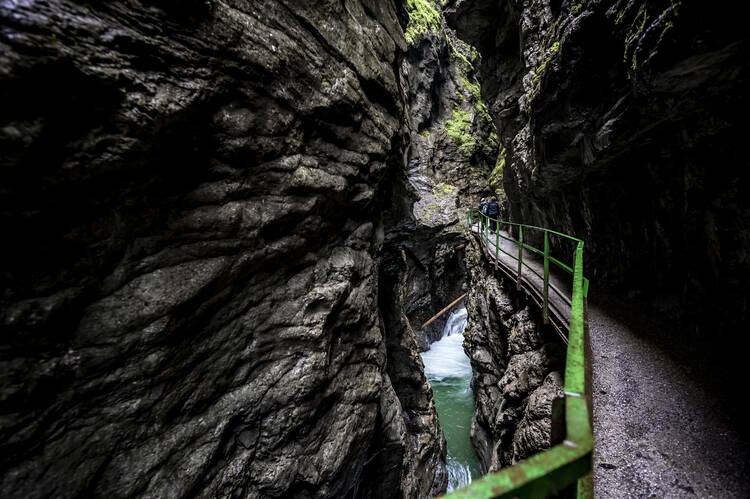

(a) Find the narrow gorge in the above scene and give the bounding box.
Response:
[1,1,748,498]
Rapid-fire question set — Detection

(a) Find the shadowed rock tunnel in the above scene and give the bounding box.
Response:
[1,1,748,498]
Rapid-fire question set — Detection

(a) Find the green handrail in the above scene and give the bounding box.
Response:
[543,231,550,324]
[445,210,593,498]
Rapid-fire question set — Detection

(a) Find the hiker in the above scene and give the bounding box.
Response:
[477,198,487,230]
[486,196,499,231]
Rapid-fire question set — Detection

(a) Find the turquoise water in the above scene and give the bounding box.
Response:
[421,308,482,491]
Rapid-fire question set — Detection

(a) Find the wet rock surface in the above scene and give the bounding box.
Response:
[393,1,496,352]
[360,4,502,493]
[446,0,749,340]
[463,237,563,471]
[5,0,745,496]
[0,1,446,497]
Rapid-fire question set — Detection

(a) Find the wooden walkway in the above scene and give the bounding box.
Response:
[471,224,573,342]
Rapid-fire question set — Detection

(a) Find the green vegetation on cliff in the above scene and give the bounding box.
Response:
[405,0,441,44]
[460,76,494,124]
[433,182,457,198]
[489,147,505,192]
[444,108,476,157]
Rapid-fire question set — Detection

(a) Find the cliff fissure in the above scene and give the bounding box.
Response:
[4,0,748,497]
[0,0,505,495]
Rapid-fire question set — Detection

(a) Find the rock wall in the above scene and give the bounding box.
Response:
[463,237,564,471]
[0,1,446,497]
[359,2,500,493]
[446,0,749,339]
[394,0,496,349]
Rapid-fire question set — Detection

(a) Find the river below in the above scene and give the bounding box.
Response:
[420,307,482,491]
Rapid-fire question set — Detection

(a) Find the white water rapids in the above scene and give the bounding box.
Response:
[420,307,481,491]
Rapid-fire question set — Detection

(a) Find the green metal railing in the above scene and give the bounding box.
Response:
[443,210,593,498]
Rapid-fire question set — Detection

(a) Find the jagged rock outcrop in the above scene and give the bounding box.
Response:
[366,249,449,498]
[358,2,501,493]
[463,237,564,471]
[0,1,447,497]
[390,0,496,350]
[445,0,749,342]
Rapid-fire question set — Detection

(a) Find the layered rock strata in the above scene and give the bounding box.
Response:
[446,0,749,337]
[0,1,445,497]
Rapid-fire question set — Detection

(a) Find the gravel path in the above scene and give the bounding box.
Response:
[472,223,749,498]
[590,299,750,498]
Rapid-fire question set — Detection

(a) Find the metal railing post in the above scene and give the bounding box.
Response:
[455,210,593,499]
[543,230,550,324]
[495,219,499,259]
[516,225,523,289]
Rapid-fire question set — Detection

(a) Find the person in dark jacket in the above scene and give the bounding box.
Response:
[486,196,499,231]
[478,198,487,230]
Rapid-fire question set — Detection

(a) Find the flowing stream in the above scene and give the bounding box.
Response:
[420,307,482,491]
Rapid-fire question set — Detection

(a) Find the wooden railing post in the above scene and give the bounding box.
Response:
[420,293,468,330]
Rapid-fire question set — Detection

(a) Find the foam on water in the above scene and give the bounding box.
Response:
[421,308,471,381]
[420,307,481,492]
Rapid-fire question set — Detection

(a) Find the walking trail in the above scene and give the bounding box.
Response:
[589,298,749,498]
[473,225,749,498]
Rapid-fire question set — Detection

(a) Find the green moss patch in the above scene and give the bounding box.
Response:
[489,147,505,191]
[434,182,457,198]
[444,108,476,157]
[405,0,441,44]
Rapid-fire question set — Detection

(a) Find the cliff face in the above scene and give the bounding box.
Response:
[446,0,749,338]
[0,1,447,497]
[463,238,564,472]
[16,0,743,495]
[364,3,500,492]
[390,0,496,350]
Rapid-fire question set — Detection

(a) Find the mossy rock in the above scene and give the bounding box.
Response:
[444,108,476,157]
[405,0,441,44]
[434,182,457,198]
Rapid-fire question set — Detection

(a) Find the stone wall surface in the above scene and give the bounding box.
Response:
[463,237,564,472]
[0,1,447,497]
[446,0,749,336]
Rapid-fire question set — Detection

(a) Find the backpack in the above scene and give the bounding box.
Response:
[487,201,499,216]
